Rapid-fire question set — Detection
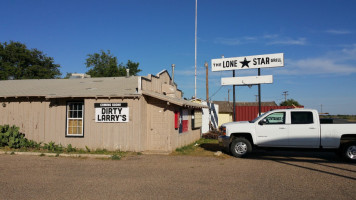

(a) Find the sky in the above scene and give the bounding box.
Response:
[1,0,356,114]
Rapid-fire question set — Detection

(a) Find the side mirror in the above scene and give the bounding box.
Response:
[259,119,267,125]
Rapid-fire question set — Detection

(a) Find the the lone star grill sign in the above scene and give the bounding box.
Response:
[211,53,284,72]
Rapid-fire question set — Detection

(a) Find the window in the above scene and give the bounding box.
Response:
[192,109,202,129]
[264,112,285,124]
[66,102,84,137]
[291,112,313,124]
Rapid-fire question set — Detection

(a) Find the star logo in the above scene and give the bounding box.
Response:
[240,58,251,68]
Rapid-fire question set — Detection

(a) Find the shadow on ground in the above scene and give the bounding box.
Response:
[199,143,221,152]
[200,142,351,164]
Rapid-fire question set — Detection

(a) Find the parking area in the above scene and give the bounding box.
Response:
[0,152,355,200]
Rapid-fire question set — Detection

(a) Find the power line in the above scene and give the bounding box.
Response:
[209,85,224,100]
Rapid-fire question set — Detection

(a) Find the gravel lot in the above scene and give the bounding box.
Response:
[0,151,355,200]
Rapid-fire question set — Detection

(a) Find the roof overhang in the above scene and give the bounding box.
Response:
[142,90,207,109]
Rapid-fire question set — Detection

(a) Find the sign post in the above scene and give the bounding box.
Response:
[211,53,284,120]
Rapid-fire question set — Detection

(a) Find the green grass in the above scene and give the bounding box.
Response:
[173,138,229,158]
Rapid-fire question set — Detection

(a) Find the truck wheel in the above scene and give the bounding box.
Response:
[342,142,356,162]
[230,138,252,158]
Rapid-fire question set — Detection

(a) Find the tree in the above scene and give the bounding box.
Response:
[85,50,141,77]
[0,41,61,80]
[280,99,302,106]
[85,50,119,77]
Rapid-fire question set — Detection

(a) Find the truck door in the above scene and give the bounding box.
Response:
[255,112,289,147]
[288,111,319,147]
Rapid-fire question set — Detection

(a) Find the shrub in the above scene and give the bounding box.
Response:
[0,125,30,148]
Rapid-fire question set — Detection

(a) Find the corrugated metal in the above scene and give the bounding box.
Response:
[235,106,304,121]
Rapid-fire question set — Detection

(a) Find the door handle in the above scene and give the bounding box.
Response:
[309,127,316,129]
[279,127,286,129]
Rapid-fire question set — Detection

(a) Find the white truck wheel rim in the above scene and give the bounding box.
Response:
[235,142,247,155]
[346,145,356,160]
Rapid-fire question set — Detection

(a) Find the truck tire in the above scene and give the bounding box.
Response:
[342,142,356,162]
[230,138,252,158]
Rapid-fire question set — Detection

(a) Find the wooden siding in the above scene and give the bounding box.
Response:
[141,71,182,98]
[0,96,199,152]
[146,97,201,152]
[0,97,147,151]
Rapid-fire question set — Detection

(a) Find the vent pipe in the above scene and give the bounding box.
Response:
[171,64,175,84]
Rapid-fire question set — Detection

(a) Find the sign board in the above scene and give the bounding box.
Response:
[212,53,284,72]
[221,75,273,86]
[95,103,129,123]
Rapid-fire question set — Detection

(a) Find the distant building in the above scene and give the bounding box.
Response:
[0,70,206,153]
[213,101,278,126]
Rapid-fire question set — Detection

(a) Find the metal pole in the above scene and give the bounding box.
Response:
[233,70,236,121]
[194,0,197,99]
[258,68,261,116]
[205,62,209,102]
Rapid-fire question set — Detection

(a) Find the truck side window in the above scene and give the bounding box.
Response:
[264,112,285,124]
[291,112,314,124]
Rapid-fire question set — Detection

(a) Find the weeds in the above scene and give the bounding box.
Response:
[111,154,121,160]
[66,144,76,153]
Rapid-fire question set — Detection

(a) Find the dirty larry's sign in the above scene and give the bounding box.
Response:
[95,103,129,123]
[211,53,284,72]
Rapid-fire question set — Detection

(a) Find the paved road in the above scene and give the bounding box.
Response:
[0,151,355,200]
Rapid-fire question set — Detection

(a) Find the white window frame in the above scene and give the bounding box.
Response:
[66,102,84,137]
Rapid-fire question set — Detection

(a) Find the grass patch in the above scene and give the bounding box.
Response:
[172,138,230,158]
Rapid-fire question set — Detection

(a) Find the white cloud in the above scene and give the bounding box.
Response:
[214,37,240,46]
[215,35,306,46]
[326,29,352,35]
[278,58,356,75]
[277,45,356,76]
[267,37,306,45]
[341,44,356,59]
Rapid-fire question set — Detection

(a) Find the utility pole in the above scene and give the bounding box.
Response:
[282,91,289,102]
[228,89,230,102]
[233,70,236,121]
[320,104,323,113]
[258,68,261,116]
[205,62,209,102]
[255,95,258,102]
[194,0,197,100]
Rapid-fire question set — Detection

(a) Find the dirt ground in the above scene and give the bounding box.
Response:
[0,151,355,200]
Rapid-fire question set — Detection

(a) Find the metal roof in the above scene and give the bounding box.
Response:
[142,90,208,108]
[0,77,140,98]
[0,76,207,109]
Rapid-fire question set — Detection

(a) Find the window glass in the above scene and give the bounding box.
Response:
[291,112,314,124]
[264,112,285,124]
[67,102,84,136]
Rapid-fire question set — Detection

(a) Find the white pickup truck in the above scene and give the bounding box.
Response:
[218,108,356,162]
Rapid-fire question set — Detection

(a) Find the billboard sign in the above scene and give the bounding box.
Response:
[221,75,273,86]
[212,53,284,72]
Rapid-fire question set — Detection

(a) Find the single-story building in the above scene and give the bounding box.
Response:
[0,70,206,153]
[213,101,278,126]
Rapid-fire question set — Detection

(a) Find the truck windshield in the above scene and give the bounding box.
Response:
[250,112,270,123]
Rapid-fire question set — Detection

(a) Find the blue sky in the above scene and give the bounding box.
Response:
[1,0,356,114]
